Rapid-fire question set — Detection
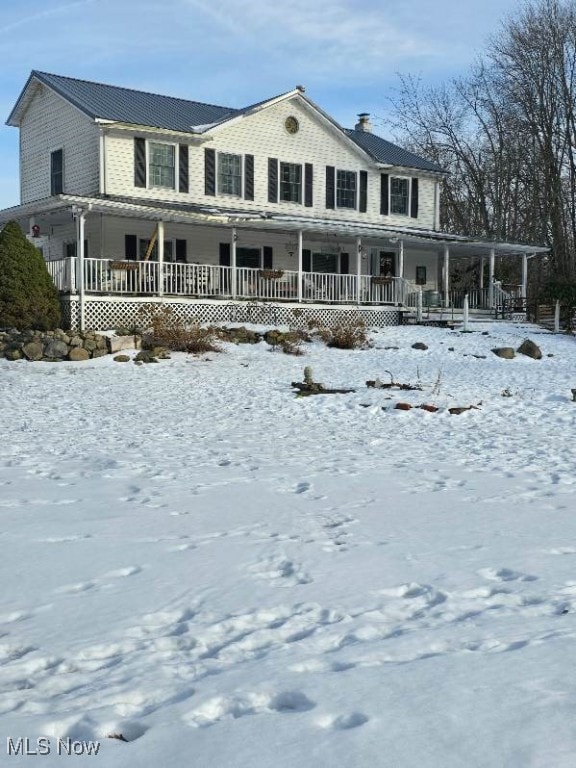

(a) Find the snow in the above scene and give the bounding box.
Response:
[1,321,576,767]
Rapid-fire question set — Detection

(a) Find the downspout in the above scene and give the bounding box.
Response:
[99,127,107,196]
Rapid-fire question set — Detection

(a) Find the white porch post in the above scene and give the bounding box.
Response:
[479,256,485,289]
[554,299,561,333]
[231,227,237,299]
[398,240,405,305]
[296,230,303,303]
[157,220,164,297]
[356,237,362,305]
[75,207,86,331]
[398,239,404,279]
[521,252,528,298]
[443,246,450,308]
[488,248,495,308]
[463,294,470,332]
[416,287,423,323]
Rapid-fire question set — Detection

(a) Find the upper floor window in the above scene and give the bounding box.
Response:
[280,162,302,203]
[336,170,356,209]
[51,149,63,195]
[218,153,242,196]
[149,143,175,189]
[390,177,409,215]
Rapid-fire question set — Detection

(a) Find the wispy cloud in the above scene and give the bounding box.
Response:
[183,0,437,78]
[0,0,100,35]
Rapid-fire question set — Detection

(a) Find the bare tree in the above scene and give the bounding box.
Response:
[388,0,576,279]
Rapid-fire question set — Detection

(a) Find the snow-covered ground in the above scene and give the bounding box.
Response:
[2,321,576,767]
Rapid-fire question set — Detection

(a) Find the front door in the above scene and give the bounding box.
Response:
[377,250,396,277]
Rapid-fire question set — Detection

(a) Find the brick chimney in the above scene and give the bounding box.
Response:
[355,113,372,132]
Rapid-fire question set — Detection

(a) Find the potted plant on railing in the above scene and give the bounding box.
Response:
[258,269,285,280]
[109,260,140,271]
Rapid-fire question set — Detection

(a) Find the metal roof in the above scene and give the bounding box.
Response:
[7,72,445,173]
[344,129,444,173]
[8,71,240,132]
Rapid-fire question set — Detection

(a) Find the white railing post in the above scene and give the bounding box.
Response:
[479,256,485,290]
[443,246,450,308]
[416,287,423,323]
[398,239,404,280]
[231,228,237,299]
[297,230,303,303]
[157,220,164,297]
[356,237,362,305]
[555,299,561,332]
[463,293,469,331]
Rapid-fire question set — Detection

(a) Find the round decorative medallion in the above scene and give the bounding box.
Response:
[285,116,299,135]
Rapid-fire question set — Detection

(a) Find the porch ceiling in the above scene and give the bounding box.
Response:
[1,193,549,259]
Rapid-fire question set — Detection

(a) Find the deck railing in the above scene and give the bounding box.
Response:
[46,258,77,292]
[44,257,425,307]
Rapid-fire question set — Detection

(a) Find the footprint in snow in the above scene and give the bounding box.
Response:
[478,567,537,582]
[317,712,369,730]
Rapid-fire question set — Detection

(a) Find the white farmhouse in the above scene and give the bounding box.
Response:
[0,71,547,330]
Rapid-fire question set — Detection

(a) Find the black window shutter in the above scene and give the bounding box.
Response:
[268,158,278,203]
[411,178,419,218]
[176,239,187,262]
[302,248,311,272]
[219,242,231,266]
[263,246,273,269]
[340,252,349,274]
[205,148,216,195]
[359,171,368,213]
[380,173,389,215]
[51,149,63,195]
[304,163,313,207]
[125,234,137,260]
[325,166,335,209]
[134,138,146,188]
[178,145,189,193]
[244,154,254,200]
[84,239,89,259]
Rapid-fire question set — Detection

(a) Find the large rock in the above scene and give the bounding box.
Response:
[22,342,44,361]
[43,339,69,359]
[492,347,516,359]
[517,339,542,360]
[68,347,90,361]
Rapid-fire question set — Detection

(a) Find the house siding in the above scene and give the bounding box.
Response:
[19,85,100,203]
[103,97,437,230]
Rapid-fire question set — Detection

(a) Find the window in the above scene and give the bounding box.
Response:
[336,170,356,209]
[51,149,63,195]
[138,238,174,262]
[311,253,338,273]
[218,153,242,196]
[237,247,261,269]
[149,143,175,188]
[390,177,409,215]
[280,162,302,203]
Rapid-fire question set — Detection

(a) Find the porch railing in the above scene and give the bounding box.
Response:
[46,258,77,292]
[45,257,416,307]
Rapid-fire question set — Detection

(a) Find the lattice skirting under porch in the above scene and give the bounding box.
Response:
[60,296,402,332]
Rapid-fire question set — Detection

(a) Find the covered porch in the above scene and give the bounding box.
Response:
[2,194,548,329]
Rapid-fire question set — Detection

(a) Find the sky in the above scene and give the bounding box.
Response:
[0,0,523,211]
